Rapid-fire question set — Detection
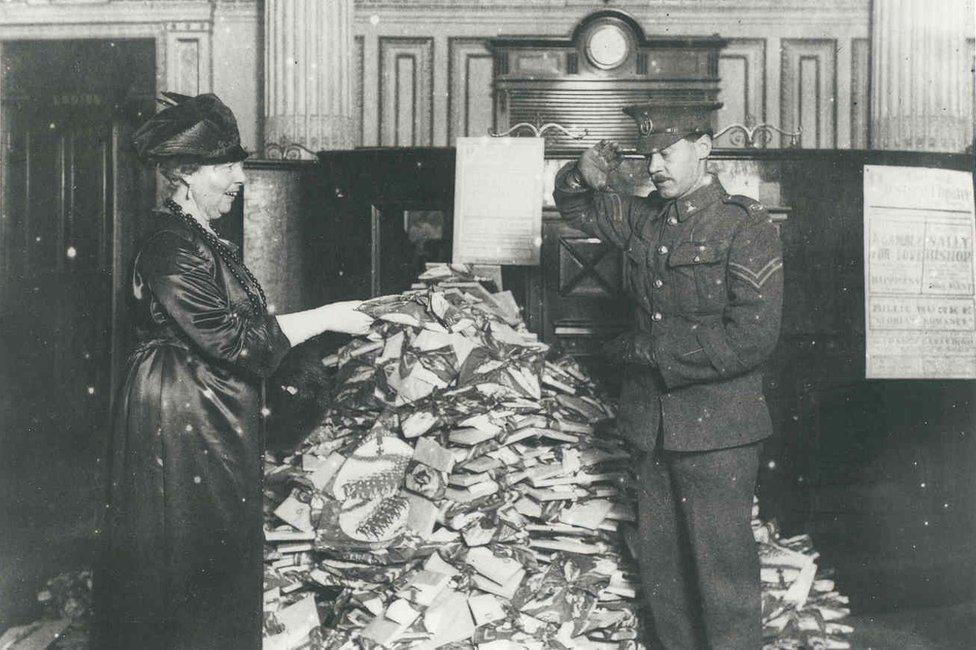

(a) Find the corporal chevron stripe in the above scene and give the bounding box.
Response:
[728,258,783,291]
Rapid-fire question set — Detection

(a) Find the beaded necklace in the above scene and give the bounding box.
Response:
[163,198,268,313]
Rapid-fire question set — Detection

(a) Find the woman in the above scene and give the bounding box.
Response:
[93,92,371,649]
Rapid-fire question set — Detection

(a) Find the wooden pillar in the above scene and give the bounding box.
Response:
[871,0,973,151]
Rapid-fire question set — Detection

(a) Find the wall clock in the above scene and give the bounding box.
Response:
[585,23,630,69]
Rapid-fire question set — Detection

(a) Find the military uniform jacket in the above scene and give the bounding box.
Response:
[553,165,783,452]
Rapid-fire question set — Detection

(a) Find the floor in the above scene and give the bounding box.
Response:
[847,601,976,649]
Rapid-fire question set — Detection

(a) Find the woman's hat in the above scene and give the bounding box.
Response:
[132,92,249,163]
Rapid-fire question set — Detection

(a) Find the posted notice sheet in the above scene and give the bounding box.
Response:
[863,165,975,379]
[453,137,545,266]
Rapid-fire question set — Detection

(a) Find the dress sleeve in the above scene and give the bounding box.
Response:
[138,230,292,377]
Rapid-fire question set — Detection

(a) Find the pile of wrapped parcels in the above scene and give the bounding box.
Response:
[0,571,91,650]
[755,515,853,649]
[0,264,853,650]
[262,265,645,650]
[260,264,855,650]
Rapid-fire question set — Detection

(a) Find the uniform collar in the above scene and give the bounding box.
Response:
[670,173,726,222]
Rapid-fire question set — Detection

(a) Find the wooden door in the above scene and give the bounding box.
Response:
[0,40,154,623]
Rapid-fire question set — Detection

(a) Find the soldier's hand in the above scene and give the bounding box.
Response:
[601,330,635,364]
[577,140,622,191]
[601,330,657,368]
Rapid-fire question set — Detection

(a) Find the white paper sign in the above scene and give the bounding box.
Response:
[453,137,545,266]
[863,165,976,379]
[716,159,762,201]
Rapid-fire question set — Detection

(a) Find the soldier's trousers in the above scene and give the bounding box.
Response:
[632,440,762,650]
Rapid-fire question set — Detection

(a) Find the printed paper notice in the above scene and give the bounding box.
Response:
[453,137,545,266]
[863,165,976,379]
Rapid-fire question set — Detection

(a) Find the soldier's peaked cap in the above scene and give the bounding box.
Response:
[623,100,723,153]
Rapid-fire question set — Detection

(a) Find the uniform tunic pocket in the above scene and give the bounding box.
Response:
[668,241,729,313]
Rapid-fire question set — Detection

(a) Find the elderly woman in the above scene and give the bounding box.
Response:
[93,92,371,649]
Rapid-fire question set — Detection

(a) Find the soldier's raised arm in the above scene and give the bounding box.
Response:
[552,141,654,249]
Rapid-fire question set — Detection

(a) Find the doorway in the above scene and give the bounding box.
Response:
[0,38,155,626]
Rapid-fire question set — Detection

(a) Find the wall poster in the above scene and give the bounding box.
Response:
[453,136,545,266]
[863,165,976,379]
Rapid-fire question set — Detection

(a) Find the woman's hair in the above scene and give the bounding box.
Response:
[157,159,201,190]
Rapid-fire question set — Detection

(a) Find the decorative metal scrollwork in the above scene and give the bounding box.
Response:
[714,117,802,148]
[264,141,319,160]
[489,117,588,140]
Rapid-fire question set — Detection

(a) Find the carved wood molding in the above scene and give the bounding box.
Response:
[850,38,870,149]
[213,0,259,20]
[447,38,493,142]
[0,6,213,98]
[716,38,767,147]
[353,1,870,29]
[356,0,866,10]
[0,1,213,26]
[780,39,838,149]
[378,37,435,146]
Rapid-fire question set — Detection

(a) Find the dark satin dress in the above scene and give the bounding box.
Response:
[94,214,290,649]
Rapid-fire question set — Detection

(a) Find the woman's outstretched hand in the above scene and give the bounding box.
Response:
[321,300,374,335]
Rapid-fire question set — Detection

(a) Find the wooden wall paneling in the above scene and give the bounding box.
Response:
[0,102,21,299]
[432,35,450,146]
[379,37,434,146]
[851,38,870,149]
[765,37,783,147]
[716,38,766,147]
[396,55,417,144]
[834,35,853,148]
[211,3,260,150]
[557,235,621,298]
[355,36,365,146]
[968,38,975,129]
[448,38,494,143]
[164,23,212,94]
[781,39,837,148]
[27,127,62,272]
[363,35,380,147]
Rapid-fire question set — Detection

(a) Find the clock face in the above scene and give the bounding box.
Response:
[586,24,630,70]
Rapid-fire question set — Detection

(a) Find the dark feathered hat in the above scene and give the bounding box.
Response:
[132,92,249,163]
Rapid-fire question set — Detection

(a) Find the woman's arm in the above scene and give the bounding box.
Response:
[140,230,372,376]
[140,230,292,376]
[275,300,373,348]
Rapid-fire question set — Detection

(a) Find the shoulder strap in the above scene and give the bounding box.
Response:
[722,194,769,223]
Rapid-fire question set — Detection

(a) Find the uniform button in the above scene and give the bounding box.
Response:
[658,245,669,255]
[667,216,678,225]
[652,312,663,321]
[653,279,664,288]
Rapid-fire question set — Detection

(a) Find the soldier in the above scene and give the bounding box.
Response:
[553,102,784,649]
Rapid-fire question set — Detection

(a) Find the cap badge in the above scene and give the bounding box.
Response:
[637,114,653,135]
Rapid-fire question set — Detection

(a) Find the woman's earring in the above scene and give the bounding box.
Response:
[181,179,191,201]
